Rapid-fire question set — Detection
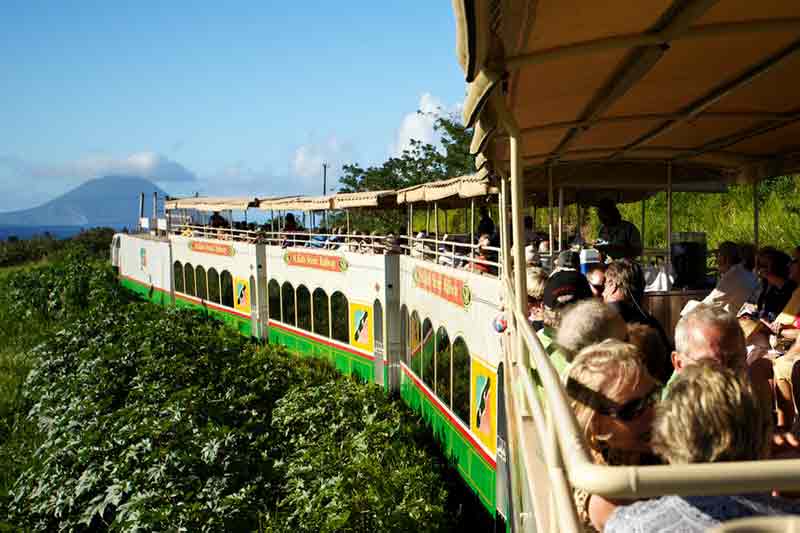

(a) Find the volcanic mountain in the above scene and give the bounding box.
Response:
[0,176,167,227]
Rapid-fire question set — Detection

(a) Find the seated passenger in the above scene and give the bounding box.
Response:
[477,205,495,237]
[526,267,547,331]
[585,263,606,299]
[697,241,759,314]
[603,259,671,352]
[664,306,747,398]
[755,247,797,320]
[537,270,593,378]
[209,211,228,228]
[566,340,660,531]
[626,323,673,385]
[605,364,800,533]
[556,299,627,363]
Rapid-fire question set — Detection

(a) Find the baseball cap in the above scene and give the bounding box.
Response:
[543,270,593,310]
[556,250,579,270]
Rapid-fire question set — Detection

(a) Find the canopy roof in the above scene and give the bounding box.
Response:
[331,190,397,209]
[164,197,258,212]
[396,171,498,205]
[257,196,332,211]
[453,0,800,184]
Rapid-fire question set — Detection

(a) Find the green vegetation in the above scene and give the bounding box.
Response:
[0,227,116,269]
[0,241,490,531]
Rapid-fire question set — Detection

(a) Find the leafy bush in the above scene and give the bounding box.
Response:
[0,227,115,269]
[1,256,479,531]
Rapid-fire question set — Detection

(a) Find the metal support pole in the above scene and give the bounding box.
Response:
[152,191,157,227]
[138,193,145,231]
[409,204,413,238]
[641,198,646,249]
[271,209,275,232]
[509,123,529,369]
[753,180,760,249]
[434,202,439,262]
[346,210,351,237]
[558,187,564,252]
[426,205,430,234]
[547,167,554,259]
[577,200,583,245]
[667,163,673,274]
[470,199,475,262]
[499,179,509,275]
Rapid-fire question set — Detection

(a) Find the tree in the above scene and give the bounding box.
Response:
[333,113,473,233]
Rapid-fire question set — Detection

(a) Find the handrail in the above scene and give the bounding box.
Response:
[504,282,800,501]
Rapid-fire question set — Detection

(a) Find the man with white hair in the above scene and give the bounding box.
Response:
[663,305,747,399]
[694,240,759,314]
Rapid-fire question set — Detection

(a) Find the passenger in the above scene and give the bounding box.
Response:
[790,258,800,285]
[755,247,797,320]
[525,244,540,267]
[477,205,495,238]
[585,263,606,298]
[523,215,537,245]
[566,340,659,532]
[696,240,759,314]
[556,299,627,362]
[283,213,298,232]
[471,234,492,275]
[595,198,642,259]
[552,250,579,274]
[626,323,673,385]
[740,242,758,272]
[605,365,800,533]
[603,259,671,351]
[209,211,228,228]
[526,267,547,331]
[537,270,593,378]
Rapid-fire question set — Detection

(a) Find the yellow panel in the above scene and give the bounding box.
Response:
[471,357,497,455]
[234,277,250,313]
[349,301,374,353]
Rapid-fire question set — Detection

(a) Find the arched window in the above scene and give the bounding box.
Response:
[207,268,220,303]
[400,305,409,366]
[173,261,184,293]
[313,288,330,337]
[268,280,281,321]
[421,318,435,390]
[435,326,452,407]
[409,311,421,376]
[281,282,296,326]
[331,291,349,343]
[195,266,208,300]
[452,337,471,425]
[184,263,196,297]
[221,271,234,307]
[296,285,312,331]
[373,299,383,356]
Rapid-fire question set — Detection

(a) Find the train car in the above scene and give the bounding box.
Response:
[114,184,506,517]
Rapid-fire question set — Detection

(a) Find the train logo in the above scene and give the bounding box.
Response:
[233,277,250,313]
[349,302,374,352]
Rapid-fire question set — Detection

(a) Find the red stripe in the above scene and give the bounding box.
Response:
[268,320,375,361]
[400,364,496,468]
[120,274,250,319]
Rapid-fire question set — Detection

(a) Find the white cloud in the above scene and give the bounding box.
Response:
[289,135,355,193]
[390,93,462,157]
[0,152,197,183]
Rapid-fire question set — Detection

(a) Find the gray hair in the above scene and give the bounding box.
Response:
[674,305,745,369]
[556,300,627,362]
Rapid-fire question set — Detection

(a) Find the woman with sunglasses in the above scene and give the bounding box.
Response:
[566,339,660,532]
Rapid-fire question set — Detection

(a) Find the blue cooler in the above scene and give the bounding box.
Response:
[580,248,601,274]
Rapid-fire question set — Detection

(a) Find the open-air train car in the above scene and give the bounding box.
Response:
[113,189,507,517]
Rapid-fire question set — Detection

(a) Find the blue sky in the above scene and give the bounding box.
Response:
[0,1,466,211]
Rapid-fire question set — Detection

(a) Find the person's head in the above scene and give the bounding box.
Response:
[556,250,579,271]
[716,241,742,274]
[480,205,490,218]
[596,198,621,227]
[652,364,772,464]
[757,247,791,286]
[672,305,746,373]
[791,258,800,284]
[527,266,548,319]
[286,213,296,223]
[603,259,644,304]
[626,323,672,384]
[739,242,757,271]
[567,340,658,458]
[542,270,593,328]
[525,244,540,267]
[557,300,627,362]
[586,264,606,297]
[793,245,800,262]
[524,215,533,230]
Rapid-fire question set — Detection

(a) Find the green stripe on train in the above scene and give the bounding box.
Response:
[400,374,496,515]
[120,278,252,336]
[268,326,373,384]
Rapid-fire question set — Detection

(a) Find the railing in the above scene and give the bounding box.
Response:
[168,224,503,276]
[501,275,800,533]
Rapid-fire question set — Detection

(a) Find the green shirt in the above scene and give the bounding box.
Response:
[661,371,678,401]
[531,326,570,404]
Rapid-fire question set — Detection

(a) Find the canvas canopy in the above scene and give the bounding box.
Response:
[396,170,497,205]
[453,0,800,184]
[164,197,258,212]
[331,190,397,209]
[257,196,332,211]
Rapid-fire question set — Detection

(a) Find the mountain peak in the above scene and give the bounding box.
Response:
[0,176,168,227]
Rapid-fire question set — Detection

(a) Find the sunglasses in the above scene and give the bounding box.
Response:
[596,387,660,421]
